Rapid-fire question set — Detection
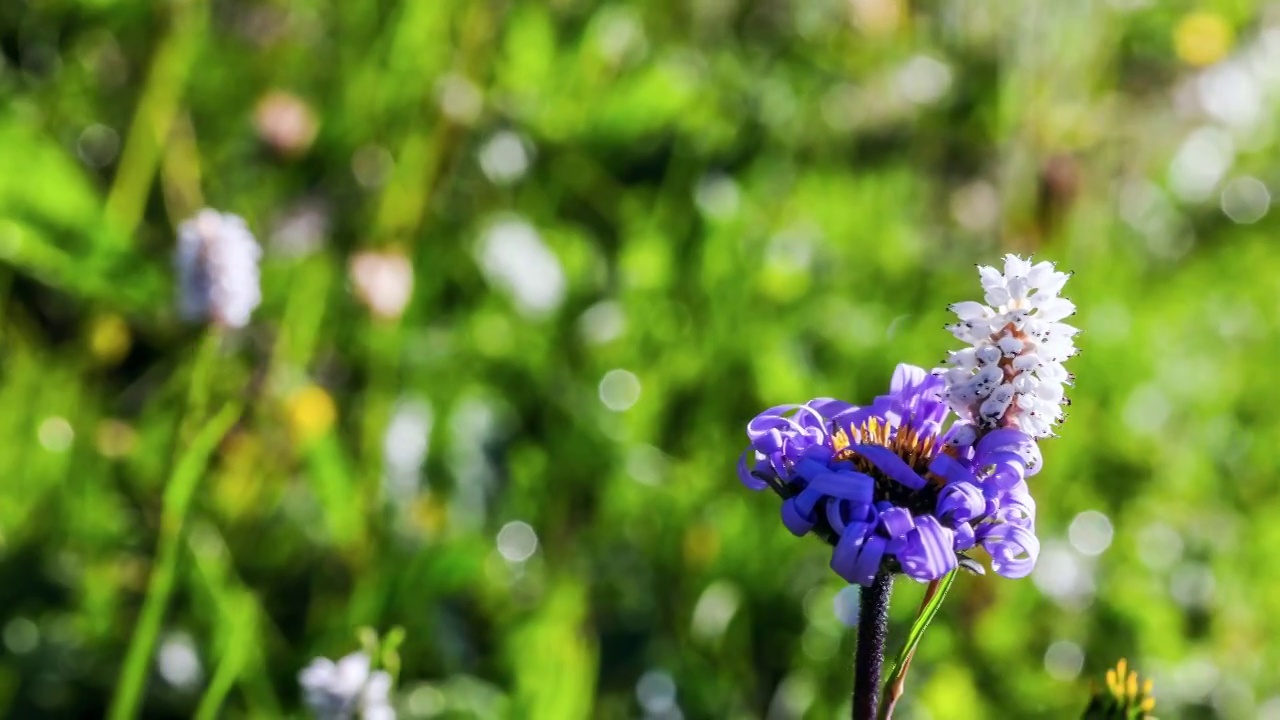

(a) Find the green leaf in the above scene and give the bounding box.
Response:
[885,566,957,691]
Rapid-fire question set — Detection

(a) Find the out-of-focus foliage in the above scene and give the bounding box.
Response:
[0,0,1278,717]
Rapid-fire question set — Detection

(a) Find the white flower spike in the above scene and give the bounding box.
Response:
[175,209,262,330]
[937,254,1078,438]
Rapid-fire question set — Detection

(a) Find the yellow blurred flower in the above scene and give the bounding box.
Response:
[89,314,131,365]
[410,494,448,537]
[95,419,138,459]
[1174,11,1234,67]
[683,523,720,567]
[213,431,267,518]
[286,384,337,446]
[1085,657,1156,718]
[849,0,905,37]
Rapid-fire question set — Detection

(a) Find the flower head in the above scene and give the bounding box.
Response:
[349,250,414,320]
[939,254,1078,438]
[299,651,395,720]
[739,363,1040,586]
[1082,658,1155,720]
[175,209,262,329]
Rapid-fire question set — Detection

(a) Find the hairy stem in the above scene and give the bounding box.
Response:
[853,572,893,720]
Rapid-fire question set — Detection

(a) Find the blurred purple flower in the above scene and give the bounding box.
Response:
[738,363,1041,586]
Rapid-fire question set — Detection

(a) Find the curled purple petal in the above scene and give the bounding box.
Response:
[781,499,814,537]
[981,450,1028,488]
[953,522,975,551]
[899,516,957,581]
[983,523,1040,578]
[792,485,826,520]
[826,500,876,536]
[973,428,1033,463]
[850,534,888,586]
[737,450,768,490]
[826,498,849,534]
[830,521,874,582]
[806,397,855,419]
[936,482,985,524]
[879,507,915,539]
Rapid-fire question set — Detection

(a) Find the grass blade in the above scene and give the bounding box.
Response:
[108,402,242,720]
[878,570,958,720]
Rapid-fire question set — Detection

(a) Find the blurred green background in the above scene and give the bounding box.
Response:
[1,0,1279,717]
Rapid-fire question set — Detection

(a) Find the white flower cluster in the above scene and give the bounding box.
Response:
[938,255,1078,438]
[298,652,395,720]
[175,209,262,329]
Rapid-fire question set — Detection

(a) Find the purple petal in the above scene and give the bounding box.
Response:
[829,497,880,535]
[806,471,875,503]
[781,499,814,537]
[879,506,915,539]
[806,397,855,419]
[827,498,875,536]
[982,523,1040,578]
[850,534,888,586]
[737,449,768,490]
[792,485,826,521]
[928,453,976,486]
[899,516,957,582]
[830,520,874,582]
[953,522,975,550]
[973,429,1043,477]
[914,398,949,427]
[826,498,849,534]
[994,500,1035,528]
[891,364,928,393]
[936,482,984,524]
[854,444,926,490]
[973,428,1033,464]
[981,451,1028,487]
[793,456,831,482]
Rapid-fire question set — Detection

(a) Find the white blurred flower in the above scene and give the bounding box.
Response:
[477,131,531,185]
[270,199,330,258]
[1168,126,1235,202]
[895,55,952,105]
[937,255,1077,438]
[477,219,565,317]
[175,209,262,329]
[299,652,395,720]
[436,73,483,124]
[350,250,414,320]
[383,398,433,502]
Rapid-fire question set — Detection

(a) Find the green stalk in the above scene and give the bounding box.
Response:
[192,592,254,720]
[103,0,208,244]
[186,525,283,716]
[878,570,958,720]
[108,336,241,719]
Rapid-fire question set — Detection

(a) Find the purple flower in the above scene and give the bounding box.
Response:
[738,363,1042,586]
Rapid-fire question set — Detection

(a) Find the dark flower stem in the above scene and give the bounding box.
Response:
[853,571,893,720]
